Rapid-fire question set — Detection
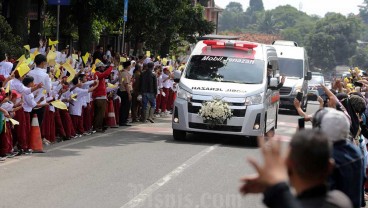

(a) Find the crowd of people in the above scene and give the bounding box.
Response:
[240,68,368,207]
[0,40,182,161]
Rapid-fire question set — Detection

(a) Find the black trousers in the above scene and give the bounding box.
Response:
[31,107,45,126]
[118,90,131,124]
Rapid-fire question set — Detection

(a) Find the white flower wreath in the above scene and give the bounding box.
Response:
[198,99,233,126]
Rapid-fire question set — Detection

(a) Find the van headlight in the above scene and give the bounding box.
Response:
[177,87,192,101]
[245,94,263,105]
[292,84,303,94]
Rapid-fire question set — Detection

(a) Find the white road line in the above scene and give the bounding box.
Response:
[120,144,220,208]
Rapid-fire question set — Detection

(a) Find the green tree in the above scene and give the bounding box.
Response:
[246,0,264,13]
[218,2,246,32]
[0,15,23,59]
[257,11,277,34]
[351,45,368,69]
[306,32,336,70]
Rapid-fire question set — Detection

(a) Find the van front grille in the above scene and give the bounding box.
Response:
[280,87,292,95]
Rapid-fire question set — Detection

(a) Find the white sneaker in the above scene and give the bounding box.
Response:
[42,138,51,146]
[155,114,160,118]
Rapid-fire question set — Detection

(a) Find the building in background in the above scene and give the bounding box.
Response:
[193,0,223,34]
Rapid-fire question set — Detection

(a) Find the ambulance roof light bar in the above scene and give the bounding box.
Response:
[203,40,257,50]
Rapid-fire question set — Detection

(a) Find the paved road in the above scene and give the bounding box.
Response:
[0,102,319,208]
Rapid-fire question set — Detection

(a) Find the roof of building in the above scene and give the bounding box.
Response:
[220,32,282,45]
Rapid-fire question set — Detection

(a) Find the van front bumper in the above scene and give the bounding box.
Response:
[172,98,266,137]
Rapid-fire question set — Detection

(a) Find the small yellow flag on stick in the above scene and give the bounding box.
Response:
[49,39,59,46]
[82,52,90,65]
[5,82,10,93]
[17,63,31,77]
[24,45,30,52]
[62,62,76,83]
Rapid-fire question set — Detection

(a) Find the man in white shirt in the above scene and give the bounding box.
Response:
[27,54,52,125]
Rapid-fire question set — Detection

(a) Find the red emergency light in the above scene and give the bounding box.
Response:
[234,42,258,50]
[203,40,258,50]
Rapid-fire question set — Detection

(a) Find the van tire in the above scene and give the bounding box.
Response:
[173,130,186,141]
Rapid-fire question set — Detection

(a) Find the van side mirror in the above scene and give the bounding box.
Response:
[269,77,278,88]
[174,70,182,83]
[305,72,312,81]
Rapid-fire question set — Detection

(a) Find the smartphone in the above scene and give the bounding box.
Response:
[298,117,305,129]
[296,92,303,102]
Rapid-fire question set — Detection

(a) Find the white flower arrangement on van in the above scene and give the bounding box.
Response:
[198,99,233,126]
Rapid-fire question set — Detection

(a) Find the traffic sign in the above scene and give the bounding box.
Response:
[123,0,129,22]
[48,0,70,5]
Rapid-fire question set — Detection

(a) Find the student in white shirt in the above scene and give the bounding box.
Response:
[0,53,13,78]
[69,77,98,135]
[27,54,51,126]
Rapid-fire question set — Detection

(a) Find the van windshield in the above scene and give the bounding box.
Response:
[278,58,303,78]
[185,55,265,84]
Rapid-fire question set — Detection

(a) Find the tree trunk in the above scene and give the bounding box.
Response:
[8,0,30,44]
[75,1,93,53]
[29,0,44,48]
[159,32,172,57]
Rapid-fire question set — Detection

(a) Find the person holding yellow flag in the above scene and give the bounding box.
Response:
[28,54,51,126]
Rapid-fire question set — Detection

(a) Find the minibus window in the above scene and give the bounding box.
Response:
[278,58,303,78]
[185,55,264,84]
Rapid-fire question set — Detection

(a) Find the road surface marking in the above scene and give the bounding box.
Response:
[120,144,220,208]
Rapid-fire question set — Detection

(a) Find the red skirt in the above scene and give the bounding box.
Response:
[0,122,13,155]
[83,105,92,132]
[60,109,76,138]
[12,108,28,150]
[114,99,120,125]
[71,115,84,134]
[54,109,66,138]
[42,108,55,143]
[41,106,50,139]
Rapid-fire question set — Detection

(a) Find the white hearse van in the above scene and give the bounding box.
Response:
[271,40,312,112]
[172,39,281,144]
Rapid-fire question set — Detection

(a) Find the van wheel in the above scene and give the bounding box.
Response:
[173,130,186,141]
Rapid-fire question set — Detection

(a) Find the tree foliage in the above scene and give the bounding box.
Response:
[0,15,23,59]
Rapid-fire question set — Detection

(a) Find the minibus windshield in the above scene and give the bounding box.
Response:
[278,58,304,78]
[185,55,265,84]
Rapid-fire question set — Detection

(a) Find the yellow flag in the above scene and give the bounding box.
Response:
[51,45,56,52]
[162,58,168,66]
[24,45,30,52]
[72,54,78,60]
[5,82,10,93]
[42,89,47,95]
[17,55,26,62]
[172,56,176,61]
[51,100,68,110]
[91,64,96,73]
[118,65,123,71]
[70,93,77,101]
[157,56,161,60]
[9,118,19,125]
[82,52,90,64]
[30,49,40,61]
[120,57,127,63]
[47,50,57,63]
[62,62,76,83]
[17,63,31,77]
[24,58,33,65]
[49,39,59,46]
[95,59,102,64]
[169,66,173,72]
[146,51,151,57]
